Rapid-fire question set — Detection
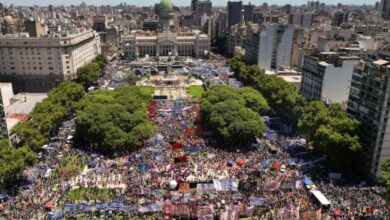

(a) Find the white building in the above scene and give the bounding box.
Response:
[258,24,293,70]
[300,52,360,104]
[0,30,101,92]
[122,30,210,59]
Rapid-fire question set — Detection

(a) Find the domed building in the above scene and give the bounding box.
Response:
[159,0,173,13]
[155,0,175,29]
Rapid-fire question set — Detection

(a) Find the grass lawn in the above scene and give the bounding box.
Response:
[61,188,115,202]
[138,86,155,97]
[186,85,205,101]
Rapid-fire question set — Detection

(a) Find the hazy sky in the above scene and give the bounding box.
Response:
[4,0,377,7]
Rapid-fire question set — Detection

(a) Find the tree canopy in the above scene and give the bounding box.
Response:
[12,81,85,151]
[201,85,269,145]
[75,86,155,154]
[0,139,36,188]
[76,62,102,89]
[228,57,306,123]
[298,101,362,170]
[93,53,109,70]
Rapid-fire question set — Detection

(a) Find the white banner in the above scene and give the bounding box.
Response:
[213,179,239,191]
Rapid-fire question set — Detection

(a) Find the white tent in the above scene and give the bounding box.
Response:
[310,190,331,205]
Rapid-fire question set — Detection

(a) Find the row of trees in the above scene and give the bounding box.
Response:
[228,57,306,123]
[2,81,84,189]
[0,139,36,190]
[75,86,156,154]
[201,85,269,145]
[12,81,85,152]
[1,54,109,189]
[76,53,108,89]
[227,57,362,171]
[298,102,362,171]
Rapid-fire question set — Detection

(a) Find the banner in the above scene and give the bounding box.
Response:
[197,183,215,193]
[213,179,239,191]
[249,196,267,206]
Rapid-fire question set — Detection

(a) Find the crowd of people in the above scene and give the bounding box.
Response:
[2,98,387,219]
[1,55,389,219]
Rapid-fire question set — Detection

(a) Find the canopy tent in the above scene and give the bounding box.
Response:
[303,177,313,186]
[178,183,191,192]
[110,201,124,209]
[333,209,342,216]
[310,190,331,206]
[236,159,245,166]
[261,159,271,168]
[137,163,150,172]
[174,156,187,163]
[96,202,108,210]
[184,145,201,153]
[79,202,93,212]
[45,201,55,209]
[172,143,184,150]
[48,210,64,220]
[88,160,97,168]
[63,204,77,213]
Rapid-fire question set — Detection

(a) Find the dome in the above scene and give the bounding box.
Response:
[4,16,15,25]
[160,0,173,12]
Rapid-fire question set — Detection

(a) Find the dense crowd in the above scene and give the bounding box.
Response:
[1,55,389,219]
[2,98,387,219]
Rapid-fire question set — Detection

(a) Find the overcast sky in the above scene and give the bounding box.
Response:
[4,0,376,7]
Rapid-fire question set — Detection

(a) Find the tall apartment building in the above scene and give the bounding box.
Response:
[92,15,107,32]
[332,11,349,27]
[245,26,260,65]
[243,3,254,23]
[300,52,359,104]
[227,1,243,29]
[347,58,390,178]
[0,30,101,92]
[257,24,294,70]
[0,85,9,140]
[380,0,390,20]
[192,0,212,27]
[288,13,314,28]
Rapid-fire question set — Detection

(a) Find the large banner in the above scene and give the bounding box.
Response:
[213,179,239,191]
[197,183,215,193]
[249,196,267,206]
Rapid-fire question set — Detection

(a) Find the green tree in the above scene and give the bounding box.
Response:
[47,81,85,109]
[201,85,268,145]
[75,86,155,154]
[94,53,109,70]
[381,160,390,197]
[76,62,102,88]
[0,139,36,189]
[298,102,361,170]
[227,57,306,123]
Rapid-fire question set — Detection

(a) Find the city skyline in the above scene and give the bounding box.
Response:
[2,0,378,7]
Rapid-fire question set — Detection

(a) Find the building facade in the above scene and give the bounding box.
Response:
[300,52,359,104]
[0,30,101,92]
[380,0,390,20]
[227,1,243,29]
[193,0,212,27]
[347,58,390,178]
[257,24,294,70]
[122,30,210,59]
